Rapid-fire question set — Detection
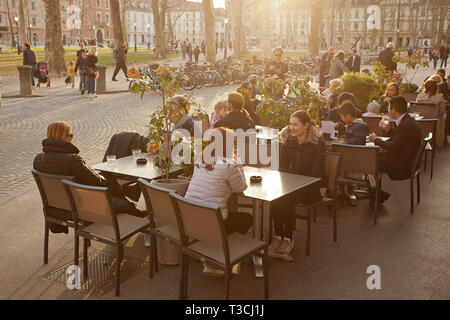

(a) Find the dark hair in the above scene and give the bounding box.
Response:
[228,92,244,111]
[334,51,345,62]
[437,69,445,77]
[423,79,438,96]
[338,103,356,117]
[338,92,355,105]
[79,48,86,53]
[447,74,450,80]
[239,81,251,90]
[290,110,315,127]
[171,95,189,113]
[389,96,408,114]
[24,42,31,49]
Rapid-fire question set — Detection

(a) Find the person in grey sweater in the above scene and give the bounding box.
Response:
[327,51,348,85]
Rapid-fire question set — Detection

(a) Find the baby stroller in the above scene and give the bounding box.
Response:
[35,62,51,88]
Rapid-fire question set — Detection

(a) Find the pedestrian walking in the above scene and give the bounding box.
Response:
[85,46,98,98]
[201,41,206,55]
[74,49,88,94]
[194,45,201,64]
[22,42,37,89]
[432,46,440,69]
[319,47,334,87]
[76,41,85,58]
[345,48,361,73]
[440,44,449,68]
[112,41,128,81]
[378,42,397,72]
[187,43,193,62]
[181,41,187,60]
[327,51,348,85]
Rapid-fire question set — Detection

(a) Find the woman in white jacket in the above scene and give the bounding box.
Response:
[185,127,252,276]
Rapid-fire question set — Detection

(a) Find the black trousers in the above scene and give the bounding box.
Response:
[224,212,253,235]
[112,60,127,79]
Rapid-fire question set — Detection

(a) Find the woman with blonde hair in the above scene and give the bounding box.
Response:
[416,79,447,148]
[85,46,98,98]
[33,121,145,231]
[378,82,399,114]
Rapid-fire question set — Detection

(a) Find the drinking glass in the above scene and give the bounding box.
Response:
[107,155,116,165]
[132,148,141,158]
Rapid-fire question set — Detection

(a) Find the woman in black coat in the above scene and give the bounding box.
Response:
[84,46,99,98]
[270,111,325,260]
[214,92,255,131]
[33,121,144,229]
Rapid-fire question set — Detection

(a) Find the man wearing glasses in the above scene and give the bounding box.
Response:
[264,47,288,79]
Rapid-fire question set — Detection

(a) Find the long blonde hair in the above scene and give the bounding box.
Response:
[47,121,71,140]
[88,46,97,56]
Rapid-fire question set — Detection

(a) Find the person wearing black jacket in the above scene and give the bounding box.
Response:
[237,81,259,124]
[76,41,85,58]
[368,96,422,200]
[378,42,396,72]
[269,111,325,260]
[319,48,334,87]
[85,47,98,98]
[112,41,128,81]
[214,93,255,131]
[328,92,363,136]
[22,43,37,87]
[74,49,88,94]
[345,48,361,73]
[33,122,145,233]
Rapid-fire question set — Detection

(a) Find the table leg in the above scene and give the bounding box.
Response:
[252,200,268,278]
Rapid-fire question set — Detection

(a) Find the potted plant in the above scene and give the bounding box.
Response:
[130,64,193,196]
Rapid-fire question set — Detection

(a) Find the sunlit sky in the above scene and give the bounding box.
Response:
[191,0,226,8]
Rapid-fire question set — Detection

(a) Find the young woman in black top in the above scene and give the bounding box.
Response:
[270,111,326,260]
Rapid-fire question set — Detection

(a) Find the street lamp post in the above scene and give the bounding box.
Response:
[146,24,150,50]
[29,24,32,45]
[14,16,20,55]
[92,25,96,45]
[134,22,137,52]
[224,18,228,59]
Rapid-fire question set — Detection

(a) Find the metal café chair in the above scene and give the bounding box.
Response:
[138,178,191,283]
[416,119,437,179]
[62,180,150,297]
[295,152,342,256]
[362,116,384,137]
[408,102,439,119]
[170,192,269,300]
[32,169,78,264]
[331,143,381,224]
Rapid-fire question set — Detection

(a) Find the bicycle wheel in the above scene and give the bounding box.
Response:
[204,71,217,87]
[231,69,244,84]
[193,71,205,89]
[180,74,195,91]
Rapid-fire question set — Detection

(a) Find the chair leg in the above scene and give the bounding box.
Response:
[313,208,317,223]
[306,208,312,256]
[374,182,379,225]
[149,237,154,279]
[154,237,159,274]
[424,151,427,171]
[224,267,231,300]
[115,244,122,297]
[417,174,421,204]
[44,222,49,264]
[179,253,188,300]
[430,155,434,180]
[83,238,88,281]
[331,206,337,242]
[410,178,414,215]
[183,255,190,300]
[263,249,269,300]
[74,234,79,266]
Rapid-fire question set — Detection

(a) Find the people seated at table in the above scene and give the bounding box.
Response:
[33,122,145,228]
[210,100,228,127]
[237,81,258,123]
[328,92,363,136]
[264,47,289,80]
[368,96,422,202]
[184,127,252,276]
[417,72,444,93]
[437,73,450,102]
[416,79,447,148]
[324,79,341,118]
[247,74,260,100]
[270,111,325,260]
[363,101,381,117]
[170,95,197,136]
[213,93,255,131]
[378,82,399,114]
[336,103,370,145]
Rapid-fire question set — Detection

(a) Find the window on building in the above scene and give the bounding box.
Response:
[12,0,16,8]
[106,14,109,24]
[106,0,108,8]
[106,29,109,37]
[0,15,2,24]
[31,2,35,10]
[355,10,359,19]
[96,0,100,7]
[33,33,37,42]
[97,13,101,23]
[32,17,36,26]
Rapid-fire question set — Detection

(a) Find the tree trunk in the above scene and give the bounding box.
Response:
[151,0,165,58]
[327,0,335,48]
[230,0,242,58]
[260,0,272,59]
[18,0,27,44]
[43,0,66,76]
[202,0,215,62]
[6,0,16,47]
[393,0,400,47]
[89,0,94,40]
[80,0,85,42]
[121,0,128,43]
[110,0,124,43]
[310,1,321,55]
[409,0,416,46]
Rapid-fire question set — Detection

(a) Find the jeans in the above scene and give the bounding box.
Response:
[79,71,86,91]
[441,57,448,68]
[30,65,35,86]
[112,60,127,79]
[432,56,438,69]
[86,78,95,94]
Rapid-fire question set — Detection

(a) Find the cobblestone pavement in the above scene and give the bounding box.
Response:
[0,81,236,204]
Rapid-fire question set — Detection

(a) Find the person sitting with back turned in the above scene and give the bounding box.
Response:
[214,93,255,131]
[336,103,370,145]
[33,122,146,231]
[368,96,422,202]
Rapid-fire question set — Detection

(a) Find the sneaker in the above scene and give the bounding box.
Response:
[92,94,97,98]
[278,238,295,256]
[112,78,118,81]
[268,236,282,257]
[202,263,224,277]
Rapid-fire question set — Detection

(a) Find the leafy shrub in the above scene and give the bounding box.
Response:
[399,82,419,94]
[334,72,382,112]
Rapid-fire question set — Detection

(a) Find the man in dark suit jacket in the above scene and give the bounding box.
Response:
[368,96,422,182]
[378,42,396,72]
[345,48,361,73]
